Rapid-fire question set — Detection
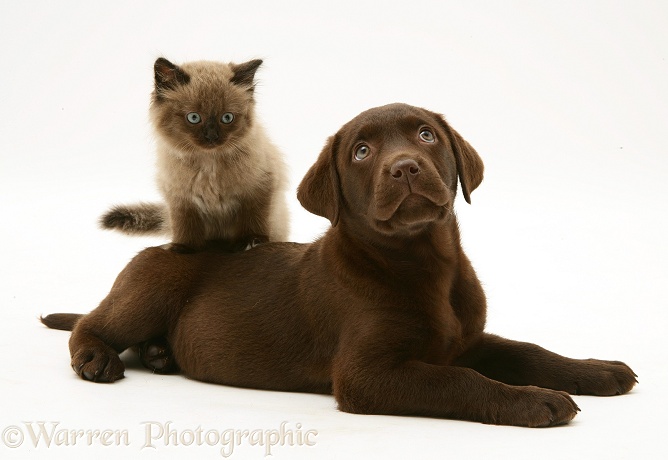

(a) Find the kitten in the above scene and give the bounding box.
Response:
[100,57,289,251]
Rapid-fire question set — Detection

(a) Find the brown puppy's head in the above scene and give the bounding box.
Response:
[298,104,484,237]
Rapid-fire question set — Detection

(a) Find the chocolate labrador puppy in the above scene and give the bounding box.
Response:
[42,103,636,427]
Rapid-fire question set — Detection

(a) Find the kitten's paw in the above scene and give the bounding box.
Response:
[71,345,125,383]
[160,243,198,254]
[245,236,268,251]
[138,337,179,374]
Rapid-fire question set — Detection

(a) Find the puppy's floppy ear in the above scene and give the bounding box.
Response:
[436,115,484,204]
[297,135,342,226]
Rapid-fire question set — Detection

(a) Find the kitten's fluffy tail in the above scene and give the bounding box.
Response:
[100,202,168,235]
[40,313,83,331]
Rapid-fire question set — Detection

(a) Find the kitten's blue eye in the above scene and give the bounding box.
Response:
[186,112,201,124]
[221,112,235,124]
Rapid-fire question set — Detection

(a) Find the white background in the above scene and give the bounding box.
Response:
[1,1,667,458]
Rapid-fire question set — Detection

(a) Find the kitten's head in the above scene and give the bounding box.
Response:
[149,57,262,153]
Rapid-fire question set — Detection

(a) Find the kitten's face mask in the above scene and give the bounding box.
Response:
[150,58,262,153]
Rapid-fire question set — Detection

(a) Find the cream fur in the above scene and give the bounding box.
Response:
[154,121,289,242]
[101,58,289,245]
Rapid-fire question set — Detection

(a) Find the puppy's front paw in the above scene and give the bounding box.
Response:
[568,359,637,396]
[71,345,124,383]
[496,386,580,428]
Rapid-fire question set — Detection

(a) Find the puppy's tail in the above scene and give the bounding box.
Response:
[40,313,83,331]
[100,202,168,235]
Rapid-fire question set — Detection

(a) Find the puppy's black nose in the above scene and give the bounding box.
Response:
[390,159,420,180]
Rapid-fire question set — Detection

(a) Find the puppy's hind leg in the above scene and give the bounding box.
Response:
[68,248,189,382]
[69,314,127,383]
[70,301,177,382]
[137,337,179,374]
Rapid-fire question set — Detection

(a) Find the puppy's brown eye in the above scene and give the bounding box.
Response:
[354,144,370,161]
[419,129,435,143]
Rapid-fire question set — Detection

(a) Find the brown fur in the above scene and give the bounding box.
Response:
[43,104,636,427]
[99,57,289,250]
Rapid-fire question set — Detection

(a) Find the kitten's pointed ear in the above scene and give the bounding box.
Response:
[230,59,263,89]
[436,114,484,204]
[154,58,190,95]
[297,135,342,226]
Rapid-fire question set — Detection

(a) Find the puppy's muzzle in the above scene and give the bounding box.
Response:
[371,152,450,225]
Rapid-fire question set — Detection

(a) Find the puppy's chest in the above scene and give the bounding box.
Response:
[401,279,464,364]
[374,288,464,365]
[365,269,464,363]
[420,304,464,365]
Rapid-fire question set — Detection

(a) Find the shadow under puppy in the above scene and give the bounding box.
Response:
[42,103,636,427]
